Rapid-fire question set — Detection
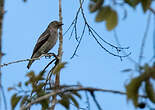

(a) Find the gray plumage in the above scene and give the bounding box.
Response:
[27,21,63,69]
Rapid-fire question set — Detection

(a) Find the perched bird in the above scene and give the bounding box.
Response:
[27,21,63,69]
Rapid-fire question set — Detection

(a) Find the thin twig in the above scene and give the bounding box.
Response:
[20,86,147,110]
[0,86,7,110]
[73,0,131,59]
[149,14,155,62]
[149,7,155,14]
[63,0,84,37]
[113,30,139,66]
[50,0,63,109]
[71,24,86,59]
[42,59,56,73]
[85,91,90,110]
[152,14,155,59]
[0,53,54,68]
[43,59,56,90]
[90,92,102,110]
[90,27,129,50]
[0,0,5,109]
[138,13,151,67]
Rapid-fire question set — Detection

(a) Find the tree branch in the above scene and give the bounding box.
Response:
[20,85,147,110]
[50,0,63,109]
[67,0,131,59]
[138,12,151,68]
[0,53,55,68]
[149,7,155,14]
[0,0,6,109]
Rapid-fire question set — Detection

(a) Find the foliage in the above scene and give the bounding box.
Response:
[126,64,155,108]
[7,0,155,109]
[8,62,82,110]
[89,0,153,30]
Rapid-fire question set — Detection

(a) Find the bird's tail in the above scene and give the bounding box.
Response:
[27,60,34,69]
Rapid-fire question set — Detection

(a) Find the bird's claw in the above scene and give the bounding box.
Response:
[44,53,58,59]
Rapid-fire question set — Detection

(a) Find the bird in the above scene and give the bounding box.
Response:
[27,21,63,69]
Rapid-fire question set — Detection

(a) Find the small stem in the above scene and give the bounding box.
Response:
[50,0,63,109]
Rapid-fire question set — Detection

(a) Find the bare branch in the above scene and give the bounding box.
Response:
[0,0,5,109]
[85,91,90,110]
[50,0,63,109]
[153,15,155,59]
[149,7,155,14]
[20,85,147,110]
[0,85,7,110]
[0,53,55,68]
[63,0,83,37]
[138,13,151,67]
[113,30,140,66]
[90,92,102,110]
[67,0,131,59]
[71,24,86,59]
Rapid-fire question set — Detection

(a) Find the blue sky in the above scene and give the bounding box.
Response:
[1,0,155,110]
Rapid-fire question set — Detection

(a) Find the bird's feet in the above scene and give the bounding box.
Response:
[44,53,58,59]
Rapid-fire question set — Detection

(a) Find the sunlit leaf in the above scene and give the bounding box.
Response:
[53,62,67,75]
[20,95,28,107]
[72,91,82,99]
[59,96,70,109]
[125,0,141,7]
[8,87,14,91]
[68,95,79,108]
[141,0,152,12]
[11,94,22,110]
[145,80,155,103]
[40,99,49,110]
[126,75,144,107]
[106,9,118,31]
[89,0,104,12]
[95,6,118,30]
[95,6,111,22]
[26,71,35,78]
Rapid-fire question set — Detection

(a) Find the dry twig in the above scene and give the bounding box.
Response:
[20,85,147,110]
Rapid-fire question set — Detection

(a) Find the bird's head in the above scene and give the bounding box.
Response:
[48,21,63,30]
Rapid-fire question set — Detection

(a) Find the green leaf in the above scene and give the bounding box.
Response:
[20,95,28,107]
[95,6,111,22]
[125,0,141,7]
[53,62,67,75]
[40,99,49,110]
[141,0,152,12]
[95,6,118,30]
[126,76,144,107]
[8,87,14,91]
[106,9,118,31]
[72,91,81,99]
[145,80,155,103]
[11,94,22,110]
[89,4,96,13]
[26,71,35,78]
[59,97,70,109]
[89,0,104,12]
[68,95,79,108]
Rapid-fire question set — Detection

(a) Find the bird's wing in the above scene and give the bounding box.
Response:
[31,29,50,57]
